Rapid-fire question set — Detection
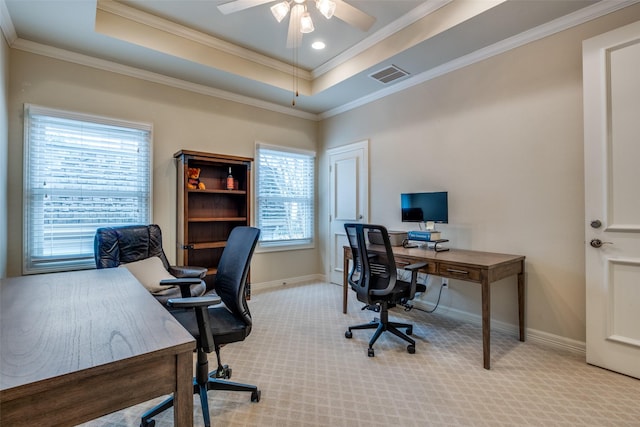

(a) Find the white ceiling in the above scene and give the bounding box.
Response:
[2,0,634,118]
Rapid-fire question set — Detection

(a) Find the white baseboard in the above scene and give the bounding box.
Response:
[251,274,326,293]
[411,300,586,356]
[251,279,586,357]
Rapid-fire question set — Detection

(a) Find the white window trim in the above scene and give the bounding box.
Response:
[255,142,315,253]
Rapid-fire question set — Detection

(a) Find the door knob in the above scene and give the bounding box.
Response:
[590,238,613,248]
[590,220,602,229]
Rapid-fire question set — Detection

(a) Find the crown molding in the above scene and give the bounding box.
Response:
[97,0,312,81]
[319,0,640,119]
[312,0,452,78]
[11,38,319,121]
[5,0,638,120]
[0,0,17,44]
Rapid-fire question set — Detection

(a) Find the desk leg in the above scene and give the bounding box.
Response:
[518,261,525,342]
[343,251,349,314]
[174,351,194,427]
[481,281,491,370]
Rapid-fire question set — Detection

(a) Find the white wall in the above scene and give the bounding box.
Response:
[1,31,8,278]
[319,7,640,343]
[6,50,320,284]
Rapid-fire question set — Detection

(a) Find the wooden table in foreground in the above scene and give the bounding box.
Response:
[0,268,196,426]
[343,245,525,369]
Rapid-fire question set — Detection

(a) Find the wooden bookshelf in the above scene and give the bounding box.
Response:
[175,150,252,291]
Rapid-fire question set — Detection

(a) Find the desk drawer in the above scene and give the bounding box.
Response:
[437,263,481,281]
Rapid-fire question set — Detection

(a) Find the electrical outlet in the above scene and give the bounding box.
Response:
[441,278,449,287]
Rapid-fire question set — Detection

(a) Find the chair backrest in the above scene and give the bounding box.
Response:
[214,226,260,330]
[94,224,170,271]
[344,223,398,304]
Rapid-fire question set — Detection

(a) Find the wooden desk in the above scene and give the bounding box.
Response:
[0,268,197,426]
[343,245,525,369]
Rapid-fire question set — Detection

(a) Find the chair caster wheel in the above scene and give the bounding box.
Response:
[368,348,375,357]
[214,365,231,379]
[345,330,353,339]
[406,327,413,335]
[140,420,155,427]
[251,390,261,402]
[407,345,415,354]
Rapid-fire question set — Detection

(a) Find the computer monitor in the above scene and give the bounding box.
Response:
[401,191,448,224]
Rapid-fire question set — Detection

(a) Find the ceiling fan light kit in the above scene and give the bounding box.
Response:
[300,11,315,33]
[316,0,336,19]
[270,0,336,34]
[270,1,290,22]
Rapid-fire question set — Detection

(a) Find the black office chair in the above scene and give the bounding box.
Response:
[344,223,426,357]
[140,226,261,427]
[94,224,207,306]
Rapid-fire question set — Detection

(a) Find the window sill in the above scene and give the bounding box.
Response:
[256,241,314,253]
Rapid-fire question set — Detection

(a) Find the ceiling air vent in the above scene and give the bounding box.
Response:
[369,65,410,84]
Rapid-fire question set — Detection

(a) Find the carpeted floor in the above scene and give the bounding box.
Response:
[81,282,640,426]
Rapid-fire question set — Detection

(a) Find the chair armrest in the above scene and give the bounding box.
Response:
[167,296,220,353]
[404,262,427,271]
[160,278,202,286]
[169,265,207,279]
[403,262,427,300]
[167,295,221,308]
[160,278,203,298]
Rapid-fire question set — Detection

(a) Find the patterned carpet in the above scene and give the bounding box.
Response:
[82,282,640,426]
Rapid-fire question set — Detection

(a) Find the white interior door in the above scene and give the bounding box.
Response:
[328,141,368,284]
[583,21,640,379]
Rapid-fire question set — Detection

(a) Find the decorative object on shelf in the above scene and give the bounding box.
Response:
[226,167,234,190]
[186,167,205,190]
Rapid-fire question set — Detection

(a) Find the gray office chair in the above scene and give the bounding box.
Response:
[140,226,261,427]
[344,223,426,356]
[94,224,207,306]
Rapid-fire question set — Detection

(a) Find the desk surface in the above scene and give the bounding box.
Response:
[0,268,196,426]
[377,245,524,268]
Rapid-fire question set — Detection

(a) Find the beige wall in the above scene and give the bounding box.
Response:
[319,7,640,343]
[6,50,320,283]
[4,6,639,344]
[1,32,8,279]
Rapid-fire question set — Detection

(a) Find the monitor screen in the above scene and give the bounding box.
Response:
[401,191,448,223]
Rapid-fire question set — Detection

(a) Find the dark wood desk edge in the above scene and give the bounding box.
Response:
[0,340,195,401]
[1,346,195,426]
[0,270,196,427]
[342,245,526,370]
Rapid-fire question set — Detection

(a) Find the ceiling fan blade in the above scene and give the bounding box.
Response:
[332,0,375,31]
[286,4,304,49]
[217,0,274,15]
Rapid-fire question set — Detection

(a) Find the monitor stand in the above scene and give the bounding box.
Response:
[422,221,449,251]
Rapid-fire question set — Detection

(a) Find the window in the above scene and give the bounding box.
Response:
[23,104,151,273]
[256,143,315,250]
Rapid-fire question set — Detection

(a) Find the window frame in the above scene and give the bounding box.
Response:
[22,104,153,274]
[255,142,315,252]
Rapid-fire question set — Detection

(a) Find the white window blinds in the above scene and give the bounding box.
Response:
[256,144,315,248]
[23,104,151,273]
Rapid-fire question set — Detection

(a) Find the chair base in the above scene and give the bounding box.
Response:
[140,351,260,427]
[345,307,416,357]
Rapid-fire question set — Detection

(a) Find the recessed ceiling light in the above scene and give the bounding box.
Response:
[311,41,326,50]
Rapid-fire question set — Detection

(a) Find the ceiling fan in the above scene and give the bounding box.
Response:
[217,0,376,48]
